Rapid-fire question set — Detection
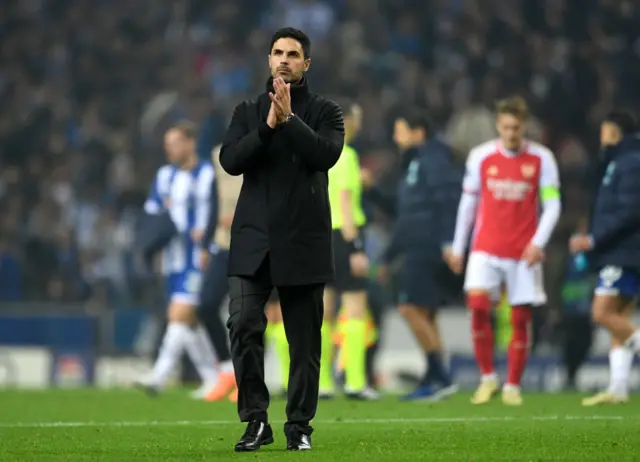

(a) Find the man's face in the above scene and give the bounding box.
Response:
[268,37,310,83]
[600,122,622,146]
[164,129,193,164]
[496,113,526,150]
[393,118,414,151]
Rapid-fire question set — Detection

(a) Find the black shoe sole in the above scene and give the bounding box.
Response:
[234,437,274,452]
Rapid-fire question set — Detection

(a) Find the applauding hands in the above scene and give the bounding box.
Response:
[267,77,293,128]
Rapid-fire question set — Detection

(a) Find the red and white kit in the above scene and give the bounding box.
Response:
[452,139,561,306]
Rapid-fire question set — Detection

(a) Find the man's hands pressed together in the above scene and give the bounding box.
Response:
[269,77,293,124]
[267,103,278,129]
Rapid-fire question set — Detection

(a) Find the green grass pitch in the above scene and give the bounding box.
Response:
[0,389,637,461]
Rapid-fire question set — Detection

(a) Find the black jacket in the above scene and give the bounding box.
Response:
[383,138,462,263]
[219,77,344,286]
[135,211,177,268]
[589,134,640,270]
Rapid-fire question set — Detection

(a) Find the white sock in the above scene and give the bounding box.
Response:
[608,346,633,396]
[482,373,498,382]
[219,360,234,373]
[183,324,218,383]
[624,330,640,353]
[151,322,189,387]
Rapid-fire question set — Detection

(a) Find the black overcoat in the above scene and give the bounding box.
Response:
[219,77,344,286]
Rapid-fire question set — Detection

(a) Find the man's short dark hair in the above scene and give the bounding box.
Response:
[400,109,431,134]
[169,120,197,139]
[604,110,637,136]
[270,27,311,59]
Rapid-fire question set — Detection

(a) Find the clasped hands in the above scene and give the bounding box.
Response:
[267,77,293,128]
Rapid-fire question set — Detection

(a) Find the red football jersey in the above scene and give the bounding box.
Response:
[463,140,560,259]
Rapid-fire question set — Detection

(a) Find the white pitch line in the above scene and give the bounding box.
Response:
[0,415,631,429]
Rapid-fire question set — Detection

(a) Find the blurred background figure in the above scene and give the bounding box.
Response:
[323,99,378,400]
[377,109,462,402]
[1,0,639,395]
[134,122,219,399]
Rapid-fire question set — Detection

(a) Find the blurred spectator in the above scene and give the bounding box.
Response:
[0,235,23,301]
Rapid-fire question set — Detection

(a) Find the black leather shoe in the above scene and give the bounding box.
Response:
[286,430,312,451]
[234,421,274,452]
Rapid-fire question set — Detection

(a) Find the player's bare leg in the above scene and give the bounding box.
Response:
[467,289,499,404]
[139,301,218,397]
[399,304,434,352]
[422,310,458,398]
[583,299,634,406]
[319,288,337,398]
[593,294,640,353]
[136,301,191,395]
[341,291,380,400]
[398,305,456,401]
[501,305,532,406]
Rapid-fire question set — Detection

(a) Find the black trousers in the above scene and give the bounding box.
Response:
[199,249,232,363]
[227,255,323,435]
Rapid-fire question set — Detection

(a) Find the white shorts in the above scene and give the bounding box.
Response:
[464,251,546,306]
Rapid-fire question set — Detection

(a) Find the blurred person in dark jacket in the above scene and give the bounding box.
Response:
[378,109,462,402]
[571,110,640,406]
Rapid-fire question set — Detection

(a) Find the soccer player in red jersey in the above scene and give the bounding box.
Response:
[446,97,561,406]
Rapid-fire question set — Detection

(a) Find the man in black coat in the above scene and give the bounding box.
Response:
[219,27,344,452]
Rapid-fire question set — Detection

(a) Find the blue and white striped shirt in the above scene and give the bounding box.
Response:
[144,161,214,275]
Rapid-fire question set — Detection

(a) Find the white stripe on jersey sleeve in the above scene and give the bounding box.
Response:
[452,192,479,256]
[144,165,174,215]
[531,197,561,249]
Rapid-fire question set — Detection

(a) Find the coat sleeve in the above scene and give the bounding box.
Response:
[219,102,276,176]
[381,220,404,264]
[427,149,462,248]
[201,174,218,250]
[365,186,397,217]
[591,156,640,252]
[279,100,344,172]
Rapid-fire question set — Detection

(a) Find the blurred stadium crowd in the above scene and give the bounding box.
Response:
[0,0,639,331]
